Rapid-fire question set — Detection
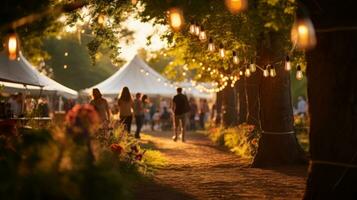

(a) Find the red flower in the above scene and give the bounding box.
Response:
[110,144,123,154]
[135,154,143,161]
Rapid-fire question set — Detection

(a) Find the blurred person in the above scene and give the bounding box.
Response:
[172,88,190,142]
[118,87,133,134]
[152,109,161,131]
[161,106,171,131]
[149,102,157,131]
[199,99,210,129]
[37,98,50,117]
[133,93,144,139]
[142,95,150,125]
[8,93,23,117]
[90,88,110,128]
[296,96,307,117]
[189,97,198,130]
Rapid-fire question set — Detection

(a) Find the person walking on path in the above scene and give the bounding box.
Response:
[199,99,209,129]
[133,93,144,139]
[172,87,190,142]
[189,97,198,130]
[118,87,134,134]
[90,88,110,128]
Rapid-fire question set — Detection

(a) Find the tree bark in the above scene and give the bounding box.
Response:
[246,70,261,128]
[303,1,357,198]
[252,32,306,167]
[222,82,238,127]
[237,77,247,124]
[215,91,223,125]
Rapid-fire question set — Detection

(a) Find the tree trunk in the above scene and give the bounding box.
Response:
[252,32,306,167]
[215,91,223,125]
[246,69,261,128]
[303,1,357,198]
[237,77,247,124]
[222,82,238,127]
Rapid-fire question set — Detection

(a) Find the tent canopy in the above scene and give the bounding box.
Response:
[0,51,42,86]
[0,52,78,98]
[86,55,176,97]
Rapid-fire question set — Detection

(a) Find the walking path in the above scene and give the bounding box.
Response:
[135,131,307,200]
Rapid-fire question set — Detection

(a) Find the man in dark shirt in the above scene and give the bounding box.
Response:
[172,87,190,142]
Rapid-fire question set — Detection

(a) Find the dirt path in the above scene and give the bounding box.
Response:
[135,131,307,200]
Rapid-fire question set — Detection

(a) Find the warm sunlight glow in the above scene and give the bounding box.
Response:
[8,34,17,60]
[168,8,184,31]
[225,0,248,14]
[291,18,316,50]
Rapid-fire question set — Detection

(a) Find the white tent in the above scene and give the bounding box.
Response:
[0,51,42,86]
[85,55,176,97]
[0,52,78,98]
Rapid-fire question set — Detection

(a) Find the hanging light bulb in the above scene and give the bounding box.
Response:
[199,26,207,41]
[296,65,303,80]
[63,64,68,69]
[291,7,316,50]
[263,65,270,77]
[285,55,291,71]
[270,65,276,77]
[131,0,138,5]
[98,14,106,25]
[208,38,215,52]
[239,70,243,76]
[225,0,248,14]
[232,51,239,64]
[219,43,225,58]
[249,63,256,72]
[245,68,251,77]
[189,21,196,34]
[194,24,200,36]
[168,8,184,31]
[7,31,18,60]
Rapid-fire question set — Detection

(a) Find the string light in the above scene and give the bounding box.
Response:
[219,43,225,58]
[291,8,316,50]
[208,38,215,52]
[63,64,68,69]
[225,0,248,14]
[285,55,291,71]
[168,7,184,31]
[263,65,270,77]
[296,65,303,80]
[199,26,207,41]
[270,65,276,77]
[189,21,196,34]
[239,70,243,76]
[194,24,200,36]
[245,68,251,77]
[7,31,18,60]
[64,52,69,56]
[232,51,240,64]
[249,63,256,72]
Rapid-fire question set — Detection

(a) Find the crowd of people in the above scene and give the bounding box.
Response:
[89,86,212,141]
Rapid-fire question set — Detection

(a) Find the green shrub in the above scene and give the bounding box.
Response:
[207,124,260,160]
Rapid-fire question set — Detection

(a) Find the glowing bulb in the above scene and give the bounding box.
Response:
[245,68,251,77]
[63,64,68,69]
[285,56,291,71]
[157,78,161,82]
[98,14,106,25]
[183,72,186,76]
[291,16,316,50]
[232,51,239,64]
[131,0,138,5]
[208,38,215,52]
[239,70,243,76]
[225,0,248,14]
[219,43,225,58]
[189,22,196,34]
[8,33,17,60]
[249,63,256,72]
[194,24,200,35]
[296,65,303,80]
[270,66,276,77]
[145,72,149,76]
[64,52,68,56]
[263,65,270,77]
[199,28,207,41]
[168,8,184,31]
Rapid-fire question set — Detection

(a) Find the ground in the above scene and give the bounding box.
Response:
[135,130,307,200]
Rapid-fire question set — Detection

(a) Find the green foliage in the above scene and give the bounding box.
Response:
[207,124,260,160]
[43,35,120,90]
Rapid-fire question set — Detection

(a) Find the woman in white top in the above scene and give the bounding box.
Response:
[118,87,134,133]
